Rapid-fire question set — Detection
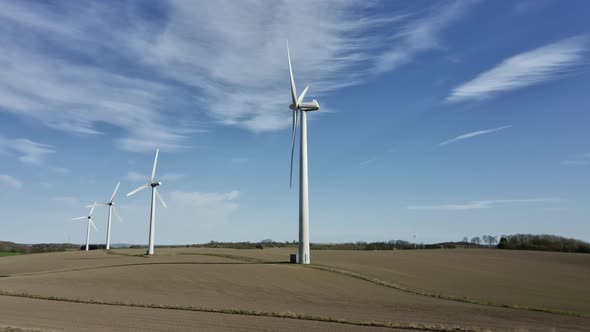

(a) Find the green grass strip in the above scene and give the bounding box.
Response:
[0,290,475,332]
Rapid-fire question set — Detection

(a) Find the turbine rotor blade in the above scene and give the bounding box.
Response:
[89,202,97,216]
[287,42,298,107]
[151,149,159,182]
[127,184,149,197]
[86,203,108,208]
[89,218,97,231]
[290,109,298,188]
[112,206,124,223]
[110,182,120,202]
[155,188,167,208]
[72,216,86,221]
[297,85,309,106]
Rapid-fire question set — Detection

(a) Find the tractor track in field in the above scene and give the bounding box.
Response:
[2,250,588,322]
[192,252,590,319]
[0,291,475,332]
[2,261,266,278]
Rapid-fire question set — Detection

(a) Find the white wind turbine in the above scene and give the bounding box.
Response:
[287,42,320,265]
[72,202,98,251]
[90,182,123,250]
[127,149,167,255]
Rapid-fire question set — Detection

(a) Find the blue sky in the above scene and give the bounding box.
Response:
[0,0,589,245]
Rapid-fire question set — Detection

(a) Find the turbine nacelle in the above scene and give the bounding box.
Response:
[298,100,320,111]
[151,181,161,188]
[290,100,319,112]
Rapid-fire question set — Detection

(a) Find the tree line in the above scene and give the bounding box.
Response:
[195,235,590,253]
[3,234,588,254]
[463,235,499,247]
[0,241,79,254]
[496,234,590,253]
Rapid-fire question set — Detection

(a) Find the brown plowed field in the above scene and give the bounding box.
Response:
[187,248,590,315]
[1,248,589,331]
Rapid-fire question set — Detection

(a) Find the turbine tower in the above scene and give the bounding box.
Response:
[127,149,167,255]
[72,202,98,251]
[92,182,123,250]
[287,42,320,264]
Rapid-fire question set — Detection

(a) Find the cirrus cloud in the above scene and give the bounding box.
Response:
[0,0,474,149]
[438,125,512,146]
[408,198,561,211]
[0,174,23,189]
[446,35,589,103]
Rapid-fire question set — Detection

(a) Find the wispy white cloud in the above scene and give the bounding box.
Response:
[0,136,55,165]
[409,201,481,211]
[408,198,560,211]
[374,1,474,73]
[446,35,589,103]
[0,174,23,189]
[562,152,590,165]
[127,171,146,182]
[0,0,473,145]
[360,157,378,166]
[0,48,192,152]
[136,0,390,132]
[438,125,512,146]
[0,1,199,152]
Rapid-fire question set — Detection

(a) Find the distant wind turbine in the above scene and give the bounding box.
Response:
[127,149,167,255]
[72,202,98,251]
[90,182,123,250]
[287,42,320,265]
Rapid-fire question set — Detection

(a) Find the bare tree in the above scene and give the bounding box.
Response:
[490,236,498,247]
[471,237,481,246]
[482,235,492,247]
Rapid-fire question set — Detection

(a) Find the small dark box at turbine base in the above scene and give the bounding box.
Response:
[290,254,297,264]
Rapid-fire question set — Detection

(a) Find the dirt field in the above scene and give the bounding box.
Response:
[1,248,589,331]
[194,248,590,315]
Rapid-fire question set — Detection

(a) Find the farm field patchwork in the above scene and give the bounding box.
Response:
[1,248,589,331]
